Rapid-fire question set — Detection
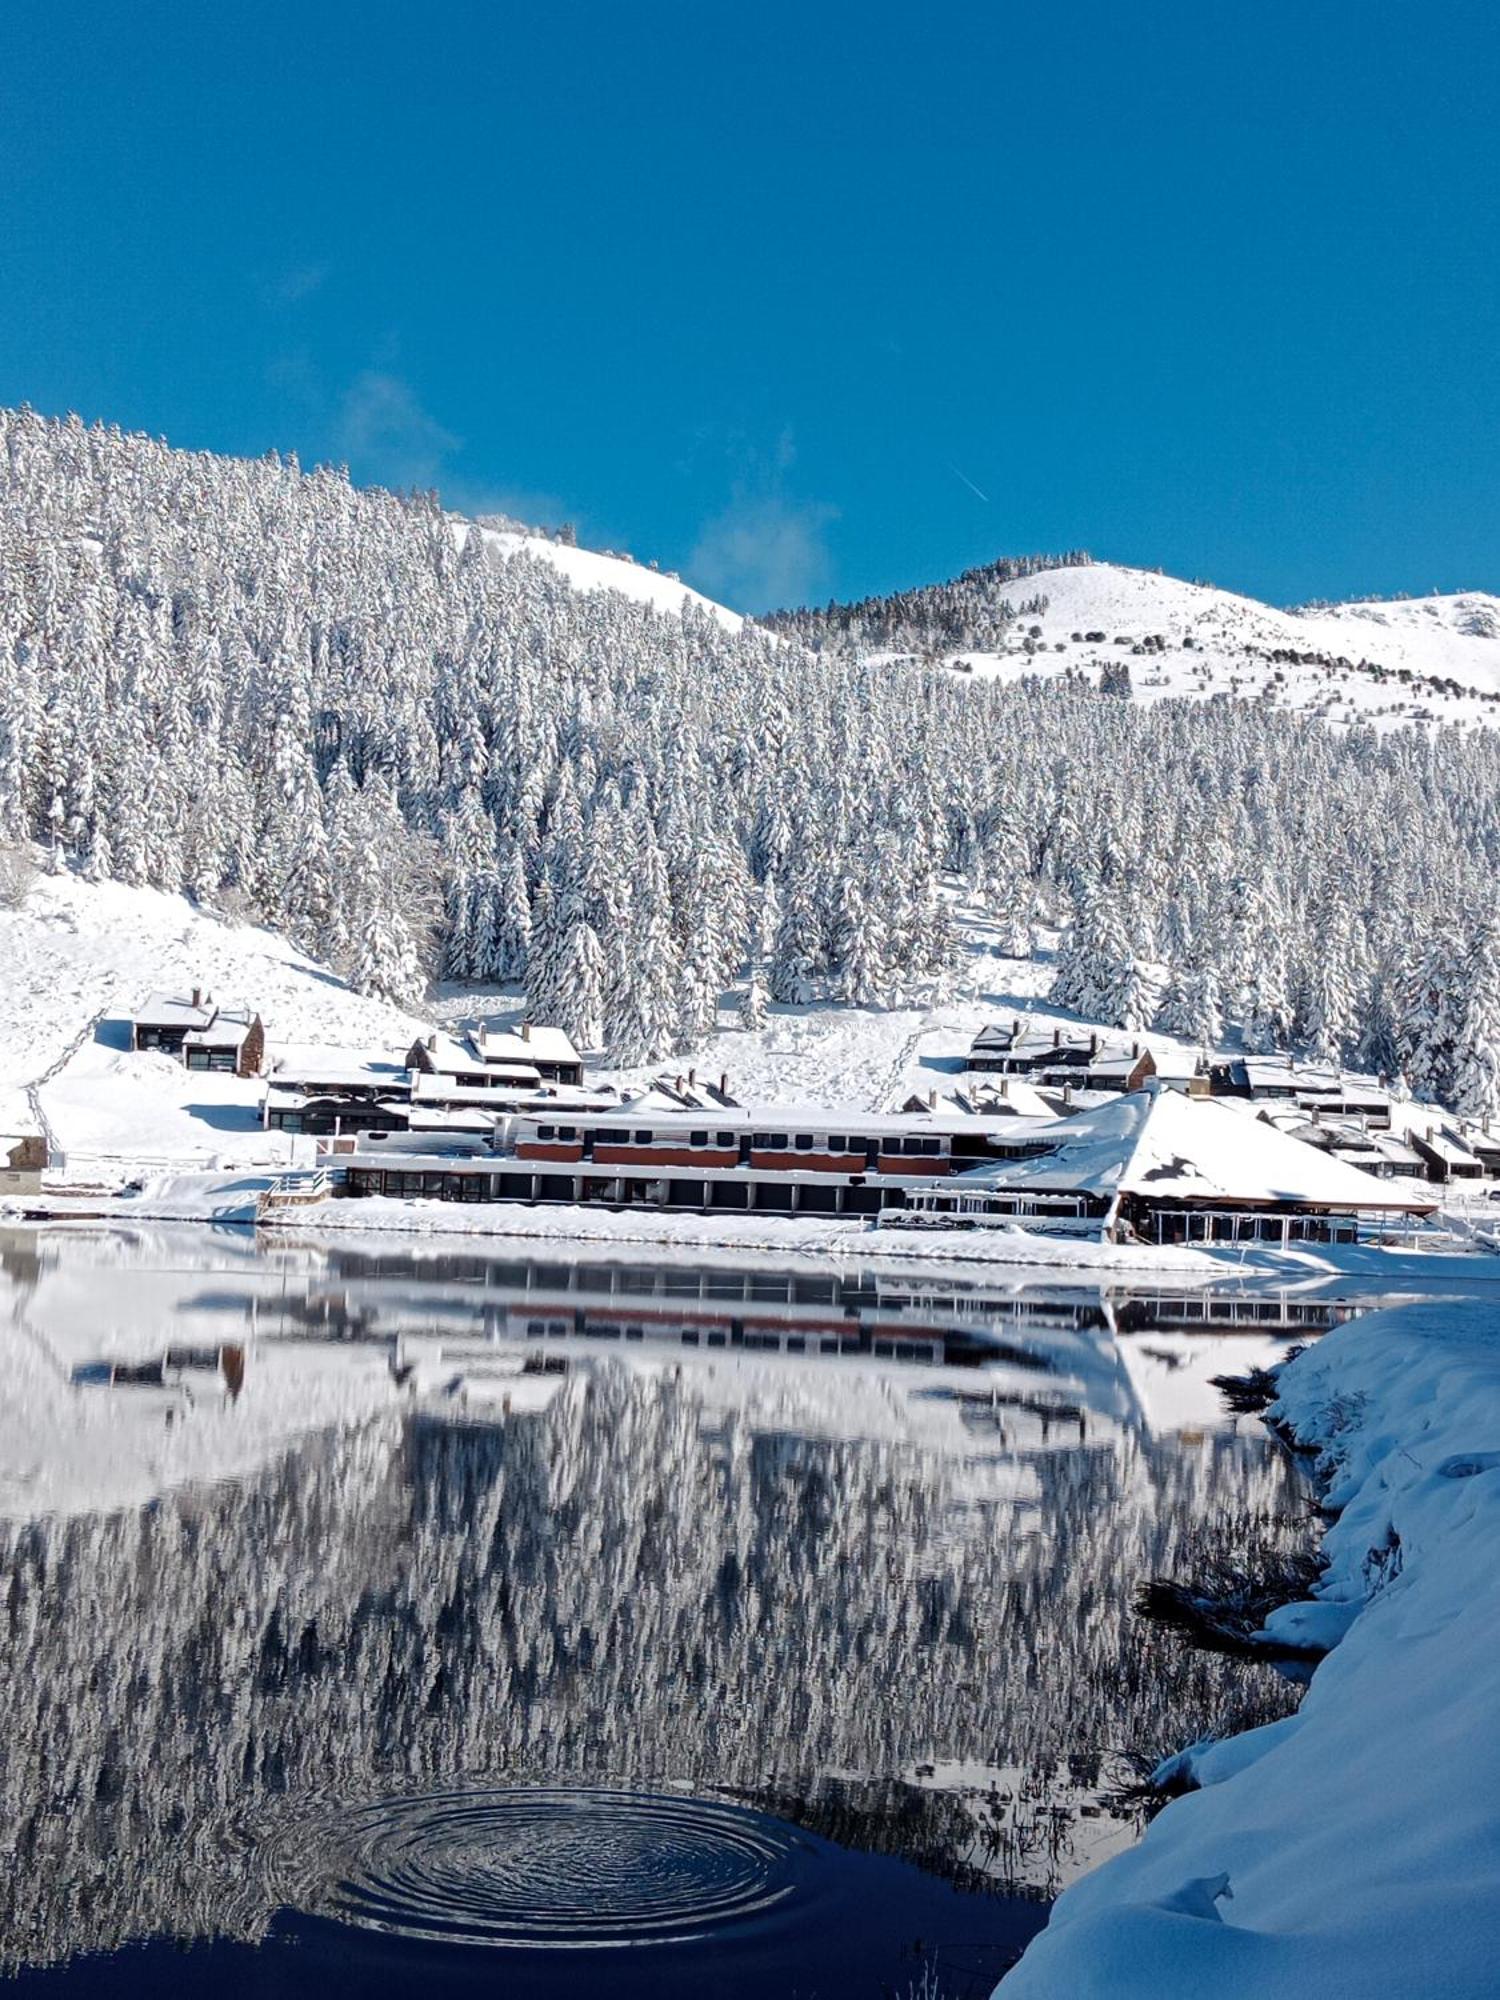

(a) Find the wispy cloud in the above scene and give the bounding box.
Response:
[686,425,838,612]
[264,262,329,307]
[334,371,460,491]
[690,494,838,612]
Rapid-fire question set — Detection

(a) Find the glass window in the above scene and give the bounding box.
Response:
[793,1133,813,1151]
[634,1129,654,1144]
[536,1125,555,1141]
[595,1128,628,1143]
[769,1133,788,1150]
[557,1126,575,1141]
[689,1130,709,1147]
[716,1131,735,1148]
[828,1135,846,1151]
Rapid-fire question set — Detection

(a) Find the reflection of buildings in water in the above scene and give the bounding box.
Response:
[0,1367,1304,1971]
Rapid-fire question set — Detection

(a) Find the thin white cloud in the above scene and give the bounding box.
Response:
[689,494,838,613]
[334,371,460,491]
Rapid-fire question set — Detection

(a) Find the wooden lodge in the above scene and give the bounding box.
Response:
[131,989,265,1076]
[406,1022,585,1090]
[966,1020,1157,1093]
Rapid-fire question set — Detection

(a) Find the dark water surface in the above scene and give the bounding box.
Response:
[0,1228,1318,1996]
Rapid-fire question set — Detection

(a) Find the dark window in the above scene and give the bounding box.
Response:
[557,1126,575,1141]
[690,1130,709,1147]
[635,1129,654,1144]
[827,1135,846,1151]
[769,1133,788,1150]
[794,1133,815,1151]
[595,1128,629,1144]
[536,1125,555,1141]
[716,1131,735,1147]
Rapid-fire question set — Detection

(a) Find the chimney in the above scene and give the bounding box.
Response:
[1131,1040,1139,1057]
[520,1022,531,1042]
[426,1033,437,1052]
[1089,1032,1098,1054]
[1063,1084,1074,1108]
[688,1068,697,1087]
[1053,1027,1060,1047]
[1012,1016,1020,1038]
[1000,1077,1010,1099]
[191,986,202,1008]
[928,1088,937,1110]
[719,1073,729,1097]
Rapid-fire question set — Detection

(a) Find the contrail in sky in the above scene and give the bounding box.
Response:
[947,462,990,504]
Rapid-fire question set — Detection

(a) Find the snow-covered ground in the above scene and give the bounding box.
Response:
[0,875,423,1169]
[473,521,744,632]
[1004,1296,1500,1998]
[898,562,1500,730]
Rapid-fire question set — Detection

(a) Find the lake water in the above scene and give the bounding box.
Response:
[0,1227,1321,1997]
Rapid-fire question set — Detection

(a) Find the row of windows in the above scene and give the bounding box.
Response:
[528,1125,947,1156]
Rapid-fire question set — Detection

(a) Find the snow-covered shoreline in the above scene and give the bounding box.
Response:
[1002,1298,1500,1997]
[6,1177,1237,1275]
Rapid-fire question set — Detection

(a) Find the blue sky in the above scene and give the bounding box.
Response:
[2,2,1496,611]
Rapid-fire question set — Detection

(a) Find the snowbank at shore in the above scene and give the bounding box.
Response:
[1002,1298,1500,1997]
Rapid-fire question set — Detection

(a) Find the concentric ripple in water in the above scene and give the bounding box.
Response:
[264,1787,810,1948]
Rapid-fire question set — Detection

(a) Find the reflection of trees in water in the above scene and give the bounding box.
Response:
[0,1368,1303,1968]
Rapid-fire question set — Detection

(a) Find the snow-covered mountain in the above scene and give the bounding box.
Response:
[927,563,1500,729]
[765,555,1500,729]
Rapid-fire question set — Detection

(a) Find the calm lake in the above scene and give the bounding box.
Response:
[0,1227,1321,1997]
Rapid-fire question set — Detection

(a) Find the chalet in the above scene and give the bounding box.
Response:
[183,1007,263,1075]
[904,1086,1436,1244]
[0,1133,45,1196]
[406,1022,585,1090]
[131,990,265,1076]
[337,1101,1057,1217]
[1209,1056,1391,1129]
[1288,1114,1427,1182]
[131,989,215,1056]
[965,1020,1156,1093]
[1408,1123,1484,1184]
[263,1086,414,1138]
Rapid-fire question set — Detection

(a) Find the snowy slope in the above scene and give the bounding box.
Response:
[0,875,425,1172]
[911,563,1500,729]
[474,523,744,632]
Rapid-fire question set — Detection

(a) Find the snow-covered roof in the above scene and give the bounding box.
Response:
[1411,1126,1481,1168]
[472,1023,580,1065]
[134,991,216,1030]
[1236,1055,1389,1103]
[269,1044,411,1085]
[951,1086,1435,1212]
[183,1007,256,1048]
[922,1077,1057,1120]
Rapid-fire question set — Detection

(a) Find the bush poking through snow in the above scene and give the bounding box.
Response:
[1135,1524,1326,1661]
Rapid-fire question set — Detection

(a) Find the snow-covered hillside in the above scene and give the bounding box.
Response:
[887,563,1500,729]
[0,875,423,1170]
[474,523,744,631]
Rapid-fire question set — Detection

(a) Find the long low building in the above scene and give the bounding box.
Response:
[905,1086,1437,1244]
[337,1103,1058,1217]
